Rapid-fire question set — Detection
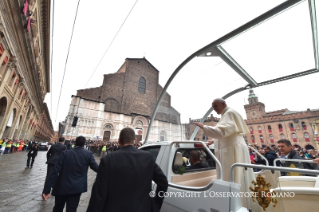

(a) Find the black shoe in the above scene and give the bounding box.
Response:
[25,167,29,169]
[30,166,32,169]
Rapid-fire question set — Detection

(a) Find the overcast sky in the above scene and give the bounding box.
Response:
[46,0,319,131]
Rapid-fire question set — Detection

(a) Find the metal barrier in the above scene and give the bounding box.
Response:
[230,163,319,183]
[274,158,317,167]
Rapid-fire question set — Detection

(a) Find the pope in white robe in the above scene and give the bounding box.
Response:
[195,98,262,211]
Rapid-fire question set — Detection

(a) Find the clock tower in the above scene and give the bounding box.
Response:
[244,89,265,120]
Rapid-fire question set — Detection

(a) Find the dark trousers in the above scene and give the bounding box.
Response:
[26,155,35,167]
[53,193,81,212]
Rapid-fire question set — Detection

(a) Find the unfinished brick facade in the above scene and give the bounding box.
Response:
[64,58,183,142]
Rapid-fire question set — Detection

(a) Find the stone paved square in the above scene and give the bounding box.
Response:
[0,150,100,212]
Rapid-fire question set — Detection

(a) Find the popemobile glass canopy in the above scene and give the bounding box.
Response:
[145,0,319,143]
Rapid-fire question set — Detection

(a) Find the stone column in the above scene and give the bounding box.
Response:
[16,103,31,139]
[8,94,27,138]
[0,62,15,93]
[0,82,22,138]
[22,110,35,140]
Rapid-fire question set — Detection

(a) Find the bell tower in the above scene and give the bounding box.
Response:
[244,89,265,120]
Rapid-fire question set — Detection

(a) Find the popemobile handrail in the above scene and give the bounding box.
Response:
[169,141,222,180]
[248,145,269,166]
[273,158,317,167]
[230,163,319,183]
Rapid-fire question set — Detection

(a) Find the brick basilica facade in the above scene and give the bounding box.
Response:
[63,58,184,142]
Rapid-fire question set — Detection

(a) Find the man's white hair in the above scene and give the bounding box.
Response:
[213,98,226,104]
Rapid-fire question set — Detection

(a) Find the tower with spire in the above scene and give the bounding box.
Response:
[244,89,265,120]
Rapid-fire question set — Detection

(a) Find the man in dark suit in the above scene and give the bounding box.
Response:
[189,150,206,170]
[42,136,99,212]
[277,139,313,176]
[87,128,168,212]
[42,137,67,192]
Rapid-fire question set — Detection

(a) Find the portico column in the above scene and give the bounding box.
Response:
[23,111,35,140]
[16,103,31,139]
[8,94,27,138]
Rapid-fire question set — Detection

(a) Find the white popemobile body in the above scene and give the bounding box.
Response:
[140,141,319,212]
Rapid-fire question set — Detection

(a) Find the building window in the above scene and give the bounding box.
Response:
[270,134,274,143]
[251,135,255,143]
[304,132,310,141]
[292,133,297,142]
[160,130,166,141]
[260,135,264,143]
[138,77,146,94]
[278,124,283,132]
[280,133,285,139]
[105,124,112,129]
[289,123,294,131]
[301,122,307,130]
[250,127,253,134]
[268,125,272,133]
[258,126,262,133]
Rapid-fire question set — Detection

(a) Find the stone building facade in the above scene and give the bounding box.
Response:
[0,0,53,141]
[185,115,220,141]
[244,89,319,149]
[63,58,184,142]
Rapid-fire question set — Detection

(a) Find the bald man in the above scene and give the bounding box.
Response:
[195,98,261,211]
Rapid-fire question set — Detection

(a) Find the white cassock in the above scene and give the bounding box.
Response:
[203,107,262,211]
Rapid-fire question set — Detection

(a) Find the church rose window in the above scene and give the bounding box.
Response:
[304,132,310,141]
[138,77,146,94]
[268,125,272,133]
[278,124,283,132]
[301,122,307,130]
[105,124,112,129]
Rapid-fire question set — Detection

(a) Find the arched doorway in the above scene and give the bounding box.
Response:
[305,144,315,150]
[0,97,7,127]
[103,124,112,142]
[3,108,16,138]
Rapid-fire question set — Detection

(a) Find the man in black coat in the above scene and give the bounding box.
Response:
[263,146,279,166]
[86,128,168,212]
[42,136,99,212]
[42,137,67,193]
[26,143,38,168]
[277,139,313,175]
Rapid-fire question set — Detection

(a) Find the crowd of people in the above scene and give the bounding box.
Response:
[0,138,37,154]
[249,139,319,170]
[85,140,142,157]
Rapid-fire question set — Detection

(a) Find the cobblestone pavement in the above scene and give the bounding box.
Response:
[0,150,100,212]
